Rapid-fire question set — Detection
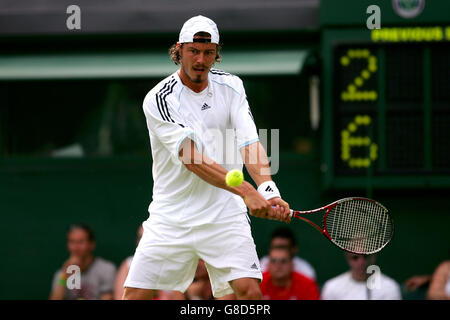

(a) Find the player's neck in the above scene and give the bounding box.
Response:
[178,68,209,93]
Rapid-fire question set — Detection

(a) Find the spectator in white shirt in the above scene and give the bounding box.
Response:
[321,253,401,300]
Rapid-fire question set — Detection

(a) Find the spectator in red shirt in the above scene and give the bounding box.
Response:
[260,246,320,300]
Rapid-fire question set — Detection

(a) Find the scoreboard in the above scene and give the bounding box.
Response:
[321,26,450,189]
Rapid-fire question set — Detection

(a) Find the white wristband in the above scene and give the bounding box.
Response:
[257,181,281,200]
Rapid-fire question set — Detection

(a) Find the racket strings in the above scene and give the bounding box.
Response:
[325,199,393,255]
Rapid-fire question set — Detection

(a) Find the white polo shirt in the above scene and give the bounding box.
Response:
[142,69,259,227]
[321,271,402,300]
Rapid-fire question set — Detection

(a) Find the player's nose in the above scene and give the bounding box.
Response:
[196,52,206,64]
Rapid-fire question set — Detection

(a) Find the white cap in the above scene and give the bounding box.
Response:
[179,15,220,44]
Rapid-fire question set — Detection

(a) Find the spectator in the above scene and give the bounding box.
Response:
[321,253,401,300]
[49,223,116,300]
[259,227,316,280]
[114,225,184,300]
[260,246,320,300]
[426,260,450,300]
[184,259,236,300]
[114,225,144,300]
[185,260,214,300]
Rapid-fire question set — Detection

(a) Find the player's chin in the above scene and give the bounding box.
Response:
[191,75,206,83]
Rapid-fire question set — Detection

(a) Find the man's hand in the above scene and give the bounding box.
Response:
[268,197,291,223]
[243,189,291,223]
[60,255,82,278]
[243,188,271,219]
[404,275,431,292]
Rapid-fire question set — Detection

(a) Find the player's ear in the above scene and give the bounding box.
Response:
[176,42,183,60]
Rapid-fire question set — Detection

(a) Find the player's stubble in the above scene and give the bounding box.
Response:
[181,64,205,84]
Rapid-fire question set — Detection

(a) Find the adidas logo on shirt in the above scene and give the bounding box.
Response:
[265,186,274,193]
[250,263,258,270]
[201,103,211,111]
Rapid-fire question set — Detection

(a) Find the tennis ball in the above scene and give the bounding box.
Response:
[225,169,244,187]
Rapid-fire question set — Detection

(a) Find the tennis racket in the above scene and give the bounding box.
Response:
[287,197,393,255]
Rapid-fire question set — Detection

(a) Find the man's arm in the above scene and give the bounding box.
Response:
[49,271,68,300]
[241,141,291,222]
[179,138,287,221]
[427,261,450,300]
[240,141,272,186]
[49,257,79,300]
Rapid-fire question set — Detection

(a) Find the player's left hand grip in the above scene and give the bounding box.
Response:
[271,205,294,218]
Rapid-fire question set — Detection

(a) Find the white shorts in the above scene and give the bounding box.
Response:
[124,213,262,298]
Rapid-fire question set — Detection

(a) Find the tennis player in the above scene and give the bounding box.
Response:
[123,15,291,300]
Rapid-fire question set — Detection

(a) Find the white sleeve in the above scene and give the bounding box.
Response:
[230,78,259,149]
[143,94,200,161]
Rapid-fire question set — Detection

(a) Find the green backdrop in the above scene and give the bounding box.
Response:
[1,154,449,299]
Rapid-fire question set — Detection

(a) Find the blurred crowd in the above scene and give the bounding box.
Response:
[49,223,450,300]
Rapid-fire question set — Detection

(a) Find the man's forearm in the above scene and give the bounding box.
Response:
[179,138,289,221]
[241,142,272,186]
[49,272,67,300]
[179,139,254,198]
